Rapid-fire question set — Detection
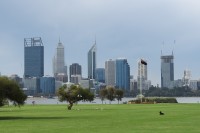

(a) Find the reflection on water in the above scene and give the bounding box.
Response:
[25,97,200,105]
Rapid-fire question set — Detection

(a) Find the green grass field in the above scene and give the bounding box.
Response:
[0,103,200,133]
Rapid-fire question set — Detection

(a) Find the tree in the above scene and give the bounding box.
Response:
[99,88,107,104]
[106,86,115,104]
[115,89,124,104]
[58,85,94,110]
[0,77,27,107]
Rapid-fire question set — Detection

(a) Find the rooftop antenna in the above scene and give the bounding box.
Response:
[94,34,96,45]
[172,40,176,55]
[161,41,164,55]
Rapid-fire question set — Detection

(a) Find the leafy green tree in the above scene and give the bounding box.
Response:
[58,85,94,110]
[106,86,115,104]
[0,77,27,107]
[99,88,108,104]
[115,89,124,104]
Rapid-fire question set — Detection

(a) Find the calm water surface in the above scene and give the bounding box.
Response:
[25,97,200,105]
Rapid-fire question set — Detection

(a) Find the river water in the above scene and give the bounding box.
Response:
[25,97,200,105]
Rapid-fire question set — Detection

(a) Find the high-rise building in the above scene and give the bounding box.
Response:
[95,68,105,83]
[69,63,82,82]
[53,40,68,82]
[24,37,44,78]
[161,53,174,88]
[105,59,116,86]
[137,59,149,90]
[182,69,191,86]
[53,40,66,75]
[115,58,130,96]
[88,42,96,79]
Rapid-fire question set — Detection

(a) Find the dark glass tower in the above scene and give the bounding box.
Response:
[115,58,130,96]
[24,37,44,78]
[88,43,96,79]
[69,63,82,82]
[161,54,174,88]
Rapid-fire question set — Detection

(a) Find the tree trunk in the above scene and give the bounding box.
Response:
[67,102,73,110]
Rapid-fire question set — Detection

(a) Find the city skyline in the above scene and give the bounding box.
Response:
[1,0,200,86]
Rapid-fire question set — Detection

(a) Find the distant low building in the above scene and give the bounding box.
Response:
[79,78,90,89]
[40,76,55,96]
[189,80,198,90]
[71,75,82,84]
[23,77,40,96]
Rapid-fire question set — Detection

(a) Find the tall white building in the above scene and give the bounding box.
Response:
[105,59,115,86]
[182,69,191,86]
[53,40,68,81]
[137,59,149,90]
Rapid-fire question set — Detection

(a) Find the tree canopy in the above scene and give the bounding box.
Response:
[58,85,94,110]
[0,77,27,107]
[99,87,124,104]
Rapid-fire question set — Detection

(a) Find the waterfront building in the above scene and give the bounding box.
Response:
[161,53,174,88]
[79,78,90,89]
[95,68,105,83]
[69,63,82,82]
[189,80,198,90]
[70,75,82,84]
[137,59,149,90]
[40,76,55,96]
[23,77,40,96]
[105,59,116,87]
[24,37,44,78]
[115,58,130,96]
[53,40,68,82]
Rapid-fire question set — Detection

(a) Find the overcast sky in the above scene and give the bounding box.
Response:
[1,0,200,86]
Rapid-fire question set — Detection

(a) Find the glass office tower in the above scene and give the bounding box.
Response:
[115,58,130,95]
[88,43,96,79]
[95,68,105,83]
[24,37,44,78]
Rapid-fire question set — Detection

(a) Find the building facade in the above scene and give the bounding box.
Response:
[115,58,130,96]
[161,54,174,88]
[24,37,44,78]
[95,68,105,83]
[105,59,116,86]
[40,76,55,96]
[88,43,96,79]
[23,77,40,96]
[137,59,148,90]
[53,40,68,82]
[69,63,82,82]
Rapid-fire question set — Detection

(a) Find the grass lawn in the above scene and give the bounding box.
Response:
[0,103,200,133]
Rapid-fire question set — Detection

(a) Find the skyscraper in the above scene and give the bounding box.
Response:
[115,58,130,95]
[53,40,68,82]
[69,63,82,82]
[88,42,96,79]
[137,59,148,90]
[24,37,44,78]
[95,68,105,83]
[105,59,116,86]
[161,53,174,88]
[53,40,65,75]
